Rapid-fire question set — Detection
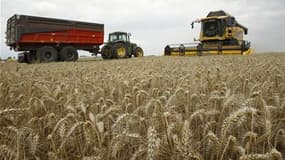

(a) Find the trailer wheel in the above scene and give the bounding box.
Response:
[112,43,128,58]
[101,45,112,59]
[27,51,38,63]
[37,46,58,62]
[59,46,78,61]
[18,52,27,63]
[134,47,144,57]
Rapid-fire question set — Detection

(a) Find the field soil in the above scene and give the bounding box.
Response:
[0,54,285,160]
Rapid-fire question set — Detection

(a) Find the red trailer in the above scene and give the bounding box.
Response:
[6,14,104,63]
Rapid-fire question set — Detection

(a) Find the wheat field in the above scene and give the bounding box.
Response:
[0,54,285,160]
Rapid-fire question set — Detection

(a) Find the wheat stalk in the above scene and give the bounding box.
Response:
[1,54,284,159]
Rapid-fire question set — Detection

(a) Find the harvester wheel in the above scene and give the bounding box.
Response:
[218,43,222,55]
[134,47,144,57]
[59,46,78,61]
[37,46,58,62]
[112,43,128,58]
[197,43,203,56]
[179,44,185,56]
[241,41,246,55]
[101,45,112,59]
[164,45,171,56]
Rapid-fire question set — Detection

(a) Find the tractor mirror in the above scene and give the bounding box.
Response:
[191,22,194,29]
[128,33,132,37]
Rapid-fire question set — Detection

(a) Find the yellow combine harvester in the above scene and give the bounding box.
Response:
[164,10,253,56]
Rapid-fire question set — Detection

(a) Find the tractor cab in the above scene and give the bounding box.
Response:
[108,32,130,43]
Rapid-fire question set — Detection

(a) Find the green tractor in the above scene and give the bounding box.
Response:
[101,32,144,59]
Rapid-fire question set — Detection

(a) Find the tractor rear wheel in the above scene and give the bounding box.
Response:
[37,46,58,63]
[134,47,144,57]
[112,43,128,58]
[59,46,78,61]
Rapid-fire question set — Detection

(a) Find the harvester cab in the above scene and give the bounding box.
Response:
[101,32,144,59]
[164,10,253,56]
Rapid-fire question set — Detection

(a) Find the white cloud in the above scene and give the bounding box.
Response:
[1,0,285,58]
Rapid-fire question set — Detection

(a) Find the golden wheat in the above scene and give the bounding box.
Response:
[0,54,285,160]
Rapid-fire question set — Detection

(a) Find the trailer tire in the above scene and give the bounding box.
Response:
[27,51,38,63]
[112,43,128,58]
[18,52,27,63]
[134,47,144,57]
[37,46,58,62]
[101,45,112,59]
[59,46,78,61]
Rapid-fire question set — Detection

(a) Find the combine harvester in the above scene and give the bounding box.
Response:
[164,10,253,56]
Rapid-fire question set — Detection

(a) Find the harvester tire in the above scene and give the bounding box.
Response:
[164,45,171,56]
[134,47,144,57]
[179,44,185,56]
[218,43,222,55]
[59,46,78,61]
[241,41,246,55]
[112,43,128,58]
[101,45,112,59]
[37,46,58,63]
[197,44,203,56]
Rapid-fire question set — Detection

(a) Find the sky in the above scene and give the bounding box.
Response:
[1,0,285,58]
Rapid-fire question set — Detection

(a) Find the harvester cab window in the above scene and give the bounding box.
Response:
[203,20,218,37]
[225,17,236,27]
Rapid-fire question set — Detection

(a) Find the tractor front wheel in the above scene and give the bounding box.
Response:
[134,47,144,57]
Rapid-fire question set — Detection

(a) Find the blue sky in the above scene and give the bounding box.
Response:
[1,0,285,58]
